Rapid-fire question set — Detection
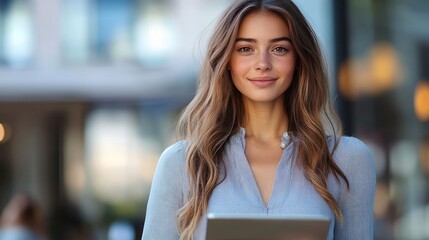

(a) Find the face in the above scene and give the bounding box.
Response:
[229,10,296,104]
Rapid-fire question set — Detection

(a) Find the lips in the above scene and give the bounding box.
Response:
[248,77,277,87]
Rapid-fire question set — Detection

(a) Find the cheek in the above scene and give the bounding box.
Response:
[230,58,251,77]
[230,67,245,90]
[277,59,296,75]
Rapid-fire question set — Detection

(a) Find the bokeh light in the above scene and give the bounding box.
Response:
[0,123,5,142]
[368,43,402,94]
[414,81,429,121]
[0,122,11,143]
[338,43,403,99]
[3,0,34,67]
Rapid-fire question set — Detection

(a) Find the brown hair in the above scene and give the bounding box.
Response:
[177,0,349,239]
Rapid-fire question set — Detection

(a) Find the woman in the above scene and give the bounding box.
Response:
[142,0,376,239]
[0,193,47,240]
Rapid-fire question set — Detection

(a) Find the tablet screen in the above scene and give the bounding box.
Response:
[206,214,330,240]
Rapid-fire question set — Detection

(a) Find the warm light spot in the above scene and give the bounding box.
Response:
[374,182,390,218]
[414,81,429,121]
[338,43,404,99]
[369,43,402,93]
[85,109,161,203]
[0,123,5,142]
[338,59,371,99]
[65,161,86,200]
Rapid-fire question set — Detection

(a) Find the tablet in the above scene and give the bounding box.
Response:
[206,213,330,240]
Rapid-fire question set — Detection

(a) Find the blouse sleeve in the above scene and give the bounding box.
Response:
[334,137,376,240]
[141,141,187,240]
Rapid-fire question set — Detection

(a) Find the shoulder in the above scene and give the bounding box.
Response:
[159,140,186,162]
[154,140,187,177]
[330,136,376,237]
[149,140,188,197]
[335,136,372,156]
[329,136,375,174]
[143,141,188,239]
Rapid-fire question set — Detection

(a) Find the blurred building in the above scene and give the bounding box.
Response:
[335,1,429,239]
[0,0,428,239]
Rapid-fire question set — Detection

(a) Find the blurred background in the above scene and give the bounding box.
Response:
[0,0,427,239]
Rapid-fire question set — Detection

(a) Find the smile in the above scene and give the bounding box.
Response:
[248,77,277,87]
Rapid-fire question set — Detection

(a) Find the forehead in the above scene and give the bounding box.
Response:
[237,10,291,38]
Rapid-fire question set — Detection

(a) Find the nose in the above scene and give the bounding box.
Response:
[255,52,271,71]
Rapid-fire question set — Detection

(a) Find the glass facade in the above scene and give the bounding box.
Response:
[338,0,429,239]
[61,0,179,67]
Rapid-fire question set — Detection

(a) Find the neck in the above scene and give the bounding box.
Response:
[242,99,288,141]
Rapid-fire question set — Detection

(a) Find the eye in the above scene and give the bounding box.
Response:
[238,47,253,53]
[272,47,289,53]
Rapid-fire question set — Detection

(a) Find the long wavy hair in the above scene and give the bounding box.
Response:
[177,0,349,239]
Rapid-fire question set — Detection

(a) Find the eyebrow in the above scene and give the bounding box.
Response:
[235,36,292,43]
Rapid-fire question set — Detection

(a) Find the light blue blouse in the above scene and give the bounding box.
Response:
[142,129,376,240]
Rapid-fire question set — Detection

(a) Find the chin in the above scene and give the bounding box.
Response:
[244,95,284,104]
